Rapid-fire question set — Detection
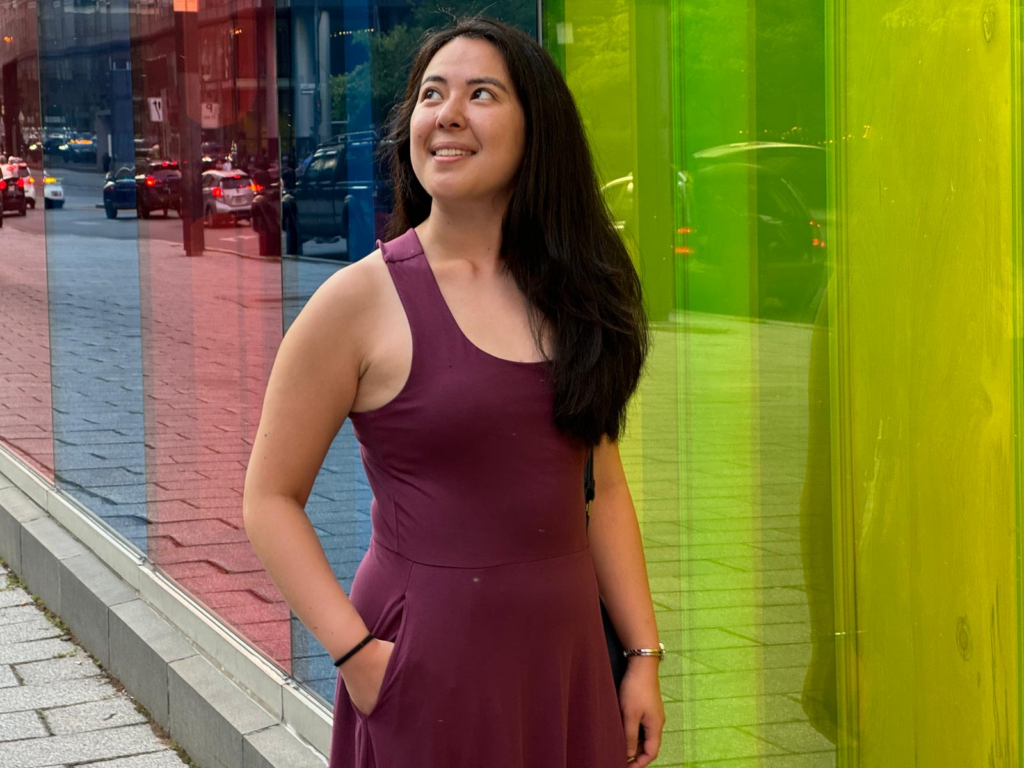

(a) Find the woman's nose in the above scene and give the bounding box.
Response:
[437,98,466,129]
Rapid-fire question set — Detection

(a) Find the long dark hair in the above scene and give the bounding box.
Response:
[382,16,648,447]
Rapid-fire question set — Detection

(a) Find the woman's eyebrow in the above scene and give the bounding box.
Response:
[421,74,509,94]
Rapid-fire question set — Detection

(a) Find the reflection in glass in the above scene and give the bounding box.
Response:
[0,0,55,481]
[555,0,836,763]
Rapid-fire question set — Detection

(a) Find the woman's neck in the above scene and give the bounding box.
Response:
[415,201,507,271]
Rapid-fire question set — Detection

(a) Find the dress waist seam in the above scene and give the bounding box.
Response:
[372,538,590,570]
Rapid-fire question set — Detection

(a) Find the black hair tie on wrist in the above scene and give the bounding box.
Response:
[334,632,376,668]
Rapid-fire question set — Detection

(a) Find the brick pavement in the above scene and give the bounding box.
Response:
[0,559,191,767]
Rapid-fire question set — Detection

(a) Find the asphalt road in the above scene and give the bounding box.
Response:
[1,166,264,255]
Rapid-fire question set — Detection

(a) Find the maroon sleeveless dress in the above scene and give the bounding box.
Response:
[328,227,627,767]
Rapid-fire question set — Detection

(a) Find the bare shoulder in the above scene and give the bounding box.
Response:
[281,248,390,374]
[292,249,387,332]
[302,248,386,319]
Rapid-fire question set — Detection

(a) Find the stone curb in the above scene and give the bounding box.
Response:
[0,480,328,768]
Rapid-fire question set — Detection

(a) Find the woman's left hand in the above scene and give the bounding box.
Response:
[618,659,666,766]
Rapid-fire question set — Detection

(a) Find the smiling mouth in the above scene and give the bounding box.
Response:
[431,149,476,157]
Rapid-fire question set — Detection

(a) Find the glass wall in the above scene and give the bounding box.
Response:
[0,0,53,481]
[0,0,1021,764]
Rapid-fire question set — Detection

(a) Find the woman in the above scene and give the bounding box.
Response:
[243,16,665,768]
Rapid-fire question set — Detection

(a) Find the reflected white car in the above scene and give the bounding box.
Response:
[42,172,64,209]
[2,163,35,208]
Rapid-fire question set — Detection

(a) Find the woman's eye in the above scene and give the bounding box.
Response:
[472,88,495,100]
[422,88,441,100]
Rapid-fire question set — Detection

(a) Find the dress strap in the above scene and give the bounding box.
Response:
[376,228,464,370]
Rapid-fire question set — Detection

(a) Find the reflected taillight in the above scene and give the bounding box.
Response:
[16,178,24,189]
[251,183,263,193]
[145,175,157,187]
[0,180,6,191]
[212,187,222,198]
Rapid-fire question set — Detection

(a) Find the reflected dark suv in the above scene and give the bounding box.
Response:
[136,160,182,218]
[103,161,182,219]
[285,131,393,256]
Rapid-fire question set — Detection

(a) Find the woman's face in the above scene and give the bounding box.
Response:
[409,37,526,208]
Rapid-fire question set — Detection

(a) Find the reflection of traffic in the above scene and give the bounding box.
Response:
[103,161,183,219]
[202,170,254,227]
[0,156,65,216]
[281,130,393,259]
[601,142,827,324]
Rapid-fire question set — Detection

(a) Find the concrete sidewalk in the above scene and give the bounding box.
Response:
[0,559,192,768]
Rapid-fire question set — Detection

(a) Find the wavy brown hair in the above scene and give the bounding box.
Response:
[382,16,647,446]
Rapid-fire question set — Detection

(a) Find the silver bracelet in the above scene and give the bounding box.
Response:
[623,642,665,661]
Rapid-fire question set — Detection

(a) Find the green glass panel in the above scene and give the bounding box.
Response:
[547,0,838,764]
[550,0,1024,765]
[832,0,1021,763]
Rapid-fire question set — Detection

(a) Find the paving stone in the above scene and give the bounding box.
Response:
[14,655,102,685]
[0,677,115,715]
[0,710,48,742]
[77,750,187,767]
[0,587,33,609]
[43,695,149,736]
[0,615,65,645]
[0,638,78,665]
[0,723,164,767]
[0,603,45,625]
[0,666,18,689]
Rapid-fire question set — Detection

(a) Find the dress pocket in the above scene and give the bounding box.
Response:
[355,593,411,720]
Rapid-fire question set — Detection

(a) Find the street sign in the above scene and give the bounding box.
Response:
[148,97,165,123]
[200,102,221,128]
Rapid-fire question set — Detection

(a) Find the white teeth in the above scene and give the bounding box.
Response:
[434,148,473,157]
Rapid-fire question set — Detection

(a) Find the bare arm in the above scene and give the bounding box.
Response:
[587,438,661,666]
[242,261,376,666]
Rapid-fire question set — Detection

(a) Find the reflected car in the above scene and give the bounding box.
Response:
[0,172,28,216]
[62,134,97,164]
[103,166,137,219]
[288,131,394,255]
[2,163,35,209]
[599,147,827,324]
[42,172,64,209]
[201,170,254,227]
[251,170,281,256]
[135,160,182,218]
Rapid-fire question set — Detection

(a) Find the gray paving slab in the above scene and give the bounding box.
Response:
[0,637,78,665]
[14,655,102,685]
[0,723,164,767]
[0,562,188,767]
[76,750,188,767]
[43,695,149,736]
[0,677,114,715]
[0,709,48,741]
[0,666,16,692]
[0,602,44,623]
[0,614,65,645]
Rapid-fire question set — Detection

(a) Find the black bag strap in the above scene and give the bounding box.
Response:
[584,449,596,524]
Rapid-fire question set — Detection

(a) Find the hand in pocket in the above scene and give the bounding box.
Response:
[341,639,396,717]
